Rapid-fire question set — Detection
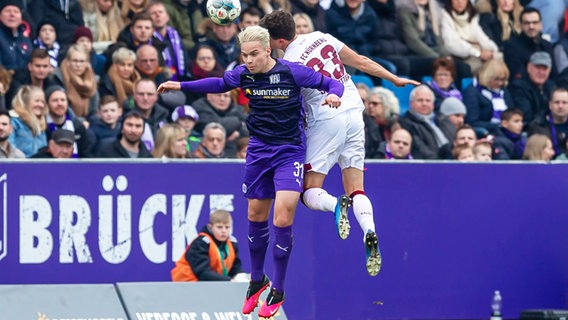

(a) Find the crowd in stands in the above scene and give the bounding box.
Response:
[0,0,567,162]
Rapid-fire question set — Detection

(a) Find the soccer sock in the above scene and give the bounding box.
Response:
[302,187,336,212]
[248,220,269,282]
[351,192,376,235]
[272,225,293,293]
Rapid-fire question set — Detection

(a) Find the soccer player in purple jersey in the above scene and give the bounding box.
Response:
[260,11,420,277]
[157,25,344,318]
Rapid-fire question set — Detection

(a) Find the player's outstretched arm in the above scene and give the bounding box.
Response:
[339,46,421,88]
[157,81,181,94]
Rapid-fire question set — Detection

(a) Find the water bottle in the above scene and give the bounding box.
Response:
[490,290,503,320]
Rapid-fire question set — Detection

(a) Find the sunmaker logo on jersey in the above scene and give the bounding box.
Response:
[244,87,291,99]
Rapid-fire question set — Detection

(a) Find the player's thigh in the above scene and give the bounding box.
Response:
[338,110,365,171]
[273,190,301,227]
[305,116,347,175]
[273,143,305,194]
[248,198,273,222]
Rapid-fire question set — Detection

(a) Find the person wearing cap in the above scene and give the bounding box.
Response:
[97,110,152,158]
[192,91,248,158]
[509,51,556,125]
[440,97,467,130]
[462,59,514,135]
[71,25,106,76]
[27,0,84,46]
[0,109,25,158]
[31,128,75,158]
[0,0,33,72]
[503,7,555,82]
[45,85,95,158]
[171,104,201,153]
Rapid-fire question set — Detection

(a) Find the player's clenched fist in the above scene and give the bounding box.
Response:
[322,94,342,108]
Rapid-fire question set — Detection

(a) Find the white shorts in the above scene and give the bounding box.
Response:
[305,108,365,174]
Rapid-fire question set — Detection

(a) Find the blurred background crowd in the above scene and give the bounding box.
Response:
[0,0,567,162]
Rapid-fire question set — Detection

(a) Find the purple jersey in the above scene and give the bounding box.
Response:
[224,59,343,145]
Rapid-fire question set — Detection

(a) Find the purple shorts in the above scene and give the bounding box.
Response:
[242,137,306,199]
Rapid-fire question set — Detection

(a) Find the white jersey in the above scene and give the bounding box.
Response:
[283,32,365,125]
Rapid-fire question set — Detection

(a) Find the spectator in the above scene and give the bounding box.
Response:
[238,7,261,31]
[463,59,513,135]
[161,0,202,52]
[503,7,555,81]
[8,85,47,157]
[380,127,413,160]
[493,108,527,160]
[236,136,249,159]
[99,47,141,106]
[473,140,493,161]
[0,1,33,72]
[6,49,55,104]
[440,0,501,74]
[452,143,474,161]
[426,56,463,111]
[290,0,326,32]
[555,139,568,160]
[55,44,99,120]
[148,1,189,81]
[120,0,150,25]
[453,124,477,148]
[508,51,555,125]
[476,0,524,51]
[72,26,107,76]
[123,78,169,151]
[363,87,401,159]
[152,123,188,158]
[33,20,61,69]
[198,22,239,69]
[117,12,163,53]
[171,104,201,153]
[527,87,568,157]
[400,85,456,159]
[191,122,226,159]
[97,110,152,158]
[89,95,122,152]
[31,128,75,158]
[525,0,565,43]
[28,0,84,46]
[193,91,248,158]
[44,86,94,158]
[171,210,245,282]
[440,97,467,129]
[522,133,554,161]
[397,0,443,59]
[0,66,12,110]
[0,109,25,158]
[134,44,174,100]
[189,45,225,81]
[293,13,314,35]
[80,0,124,53]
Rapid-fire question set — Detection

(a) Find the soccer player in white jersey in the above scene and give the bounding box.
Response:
[260,10,420,276]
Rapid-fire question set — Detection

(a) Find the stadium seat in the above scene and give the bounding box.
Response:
[462,77,473,89]
[422,76,432,83]
[350,74,374,89]
[382,79,414,115]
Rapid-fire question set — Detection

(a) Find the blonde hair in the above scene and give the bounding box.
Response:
[238,25,270,48]
[293,13,314,34]
[477,59,510,88]
[11,85,47,136]
[152,123,187,158]
[209,210,233,225]
[112,47,137,64]
[522,134,551,161]
[370,87,401,116]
